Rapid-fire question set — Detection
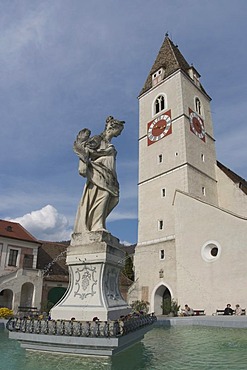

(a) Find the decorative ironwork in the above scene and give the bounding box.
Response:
[6,314,157,338]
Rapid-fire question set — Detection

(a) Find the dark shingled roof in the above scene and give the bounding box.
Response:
[217,161,247,195]
[139,36,208,97]
[0,219,40,243]
[37,241,69,282]
[119,272,134,287]
[118,243,136,256]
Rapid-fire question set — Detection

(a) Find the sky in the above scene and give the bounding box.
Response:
[0,0,247,244]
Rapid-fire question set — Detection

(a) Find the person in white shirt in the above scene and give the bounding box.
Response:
[182,304,194,316]
[235,304,242,316]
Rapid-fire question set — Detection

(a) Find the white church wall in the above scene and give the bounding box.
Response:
[216,166,247,218]
[174,190,247,315]
[138,168,188,243]
[133,239,177,313]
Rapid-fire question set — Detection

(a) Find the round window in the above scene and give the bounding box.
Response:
[201,241,221,262]
[211,247,218,257]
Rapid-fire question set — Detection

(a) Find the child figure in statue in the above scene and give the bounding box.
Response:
[73,128,91,175]
[73,116,125,233]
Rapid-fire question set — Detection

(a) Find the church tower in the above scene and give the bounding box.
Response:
[131,35,247,315]
[138,35,217,244]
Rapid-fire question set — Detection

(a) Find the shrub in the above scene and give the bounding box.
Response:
[41,300,54,314]
[0,307,13,319]
[131,300,149,314]
[170,299,180,316]
[161,298,171,315]
[161,298,180,316]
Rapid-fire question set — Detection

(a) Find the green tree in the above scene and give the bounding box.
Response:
[123,252,134,281]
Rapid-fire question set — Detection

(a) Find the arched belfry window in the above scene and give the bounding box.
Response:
[154,95,166,115]
[195,97,202,116]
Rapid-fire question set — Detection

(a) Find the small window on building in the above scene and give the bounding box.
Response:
[195,97,202,115]
[154,95,165,114]
[152,68,165,87]
[201,241,221,262]
[202,187,206,196]
[8,249,18,267]
[211,247,218,257]
[201,153,205,162]
[23,254,34,269]
[158,154,163,163]
[158,220,164,230]
[160,250,165,260]
[175,152,179,157]
[161,188,166,197]
[159,269,164,278]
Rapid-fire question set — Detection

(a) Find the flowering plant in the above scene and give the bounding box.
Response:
[0,307,13,318]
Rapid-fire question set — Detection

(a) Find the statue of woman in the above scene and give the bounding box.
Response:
[73,116,125,233]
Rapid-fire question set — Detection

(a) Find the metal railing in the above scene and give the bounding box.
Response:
[6,313,156,338]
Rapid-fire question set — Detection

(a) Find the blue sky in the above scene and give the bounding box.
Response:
[1,0,246,244]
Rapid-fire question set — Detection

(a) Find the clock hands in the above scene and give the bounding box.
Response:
[153,124,166,130]
[147,112,172,145]
[189,111,205,140]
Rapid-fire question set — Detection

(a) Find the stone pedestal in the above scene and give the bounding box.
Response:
[50,231,131,321]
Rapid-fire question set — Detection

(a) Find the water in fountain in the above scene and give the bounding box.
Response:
[1,324,247,369]
[42,249,67,277]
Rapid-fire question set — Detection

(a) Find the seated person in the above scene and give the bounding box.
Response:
[235,304,242,316]
[223,304,233,315]
[182,304,194,316]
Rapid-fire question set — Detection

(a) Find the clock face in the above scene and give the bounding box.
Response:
[189,110,205,141]
[147,110,172,146]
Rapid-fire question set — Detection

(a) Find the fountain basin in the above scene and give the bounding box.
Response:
[7,315,156,356]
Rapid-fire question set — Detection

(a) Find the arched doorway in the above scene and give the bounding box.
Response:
[48,287,67,307]
[153,285,171,315]
[20,283,34,307]
[0,289,13,309]
[162,287,172,315]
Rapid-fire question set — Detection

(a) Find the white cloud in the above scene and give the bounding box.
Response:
[7,205,72,242]
[108,210,137,222]
[120,240,134,246]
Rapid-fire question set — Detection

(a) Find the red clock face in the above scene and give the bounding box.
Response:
[191,116,202,133]
[189,109,205,141]
[147,110,172,146]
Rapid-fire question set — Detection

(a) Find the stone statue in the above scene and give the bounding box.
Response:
[73,116,125,233]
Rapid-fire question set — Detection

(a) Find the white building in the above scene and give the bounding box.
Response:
[0,219,43,313]
[130,36,247,315]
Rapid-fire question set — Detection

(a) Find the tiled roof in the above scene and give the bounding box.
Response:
[217,161,247,195]
[117,243,136,256]
[119,272,134,287]
[37,241,68,281]
[139,36,208,97]
[0,219,39,243]
[44,274,69,282]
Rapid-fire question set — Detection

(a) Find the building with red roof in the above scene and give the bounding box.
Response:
[0,220,42,313]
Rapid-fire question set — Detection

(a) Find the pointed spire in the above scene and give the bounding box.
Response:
[139,36,203,96]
